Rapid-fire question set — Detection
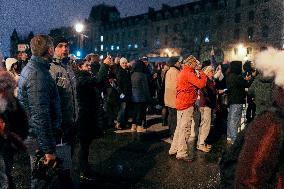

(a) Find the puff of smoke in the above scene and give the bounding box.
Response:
[255,47,284,88]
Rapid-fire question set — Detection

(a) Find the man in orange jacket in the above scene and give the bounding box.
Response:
[169,55,207,161]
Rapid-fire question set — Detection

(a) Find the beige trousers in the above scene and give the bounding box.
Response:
[169,107,194,158]
[197,107,212,146]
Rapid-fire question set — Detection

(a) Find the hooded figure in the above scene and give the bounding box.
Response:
[226,61,250,143]
[130,60,151,132]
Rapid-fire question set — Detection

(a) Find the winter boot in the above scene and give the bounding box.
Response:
[136,125,146,133]
[131,124,137,132]
[115,122,122,130]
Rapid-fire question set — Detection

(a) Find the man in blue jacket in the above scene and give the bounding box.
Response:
[18,34,62,188]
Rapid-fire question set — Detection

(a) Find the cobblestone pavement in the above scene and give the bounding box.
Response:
[12,115,224,189]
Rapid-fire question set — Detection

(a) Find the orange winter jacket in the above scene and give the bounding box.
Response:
[176,65,207,110]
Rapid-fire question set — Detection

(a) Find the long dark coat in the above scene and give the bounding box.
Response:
[75,71,105,139]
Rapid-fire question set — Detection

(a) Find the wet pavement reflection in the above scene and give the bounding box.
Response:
[78,120,223,189]
[13,116,224,189]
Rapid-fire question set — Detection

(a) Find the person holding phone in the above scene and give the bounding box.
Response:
[75,55,112,180]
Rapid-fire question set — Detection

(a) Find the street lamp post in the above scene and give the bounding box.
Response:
[75,23,84,55]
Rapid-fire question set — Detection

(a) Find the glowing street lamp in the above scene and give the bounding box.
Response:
[75,23,84,54]
[75,23,84,33]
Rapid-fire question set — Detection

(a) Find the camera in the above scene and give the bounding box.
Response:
[32,151,61,181]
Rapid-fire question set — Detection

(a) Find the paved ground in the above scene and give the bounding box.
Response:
[12,115,225,189]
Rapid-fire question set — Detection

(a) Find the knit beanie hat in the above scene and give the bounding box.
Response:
[53,36,68,48]
[183,55,199,66]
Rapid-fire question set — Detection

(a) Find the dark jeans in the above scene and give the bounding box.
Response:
[162,107,168,126]
[205,106,228,145]
[227,104,243,143]
[167,107,177,138]
[246,100,256,123]
[79,137,93,173]
[132,102,147,126]
[104,88,119,126]
[117,102,128,125]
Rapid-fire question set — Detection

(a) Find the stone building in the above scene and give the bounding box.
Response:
[86,0,284,62]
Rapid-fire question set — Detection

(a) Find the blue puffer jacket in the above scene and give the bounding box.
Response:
[18,56,62,153]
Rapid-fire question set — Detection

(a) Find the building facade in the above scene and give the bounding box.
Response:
[8,0,284,62]
[86,0,284,62]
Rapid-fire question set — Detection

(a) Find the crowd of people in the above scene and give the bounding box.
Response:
[0,34,283,189]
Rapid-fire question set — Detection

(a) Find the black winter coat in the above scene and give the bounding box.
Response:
[226,62,249,105]
[131,61,151,103]
[91,62,101,76]
[117,66,132,102]
[227,74,249,105]
[76,71,105,139]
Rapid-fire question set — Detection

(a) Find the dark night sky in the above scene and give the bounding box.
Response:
[0,0,196,57]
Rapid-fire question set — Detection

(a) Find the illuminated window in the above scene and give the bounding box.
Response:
[100,36,103,42]
[100,45,103,51]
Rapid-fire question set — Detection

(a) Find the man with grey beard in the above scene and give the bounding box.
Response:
[0,70,29,189]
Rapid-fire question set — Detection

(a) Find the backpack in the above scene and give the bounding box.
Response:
[219,106,284,189]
